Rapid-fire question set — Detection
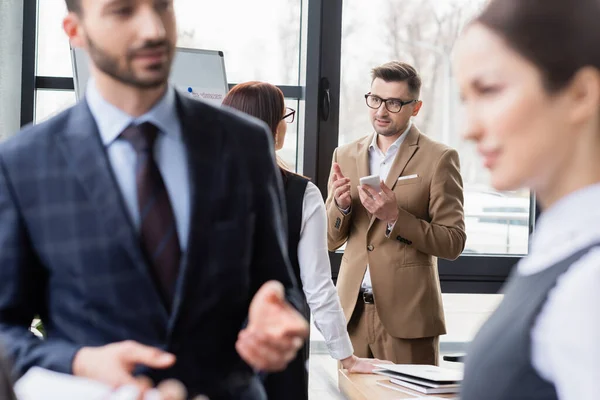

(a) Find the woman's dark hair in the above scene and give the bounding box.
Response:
[64,0,81,14]
[475,0,600,92]
[222,81,292,174]
[222,81,285,139]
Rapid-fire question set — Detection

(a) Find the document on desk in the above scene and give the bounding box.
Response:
[376,381,459,399]
[424,397,459,400]
[15,367,162,400]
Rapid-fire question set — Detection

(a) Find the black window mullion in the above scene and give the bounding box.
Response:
[20,0,37,127]
[304,0,343,196]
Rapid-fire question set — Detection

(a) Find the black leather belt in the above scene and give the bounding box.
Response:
[359,290,375,304]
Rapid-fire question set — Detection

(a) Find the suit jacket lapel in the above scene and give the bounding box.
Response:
[167,92,222,333]
[56,100,169,321]
[368,125,420,231]
[384,125,420,190]
[356,136,372,220]
[356,135,371,180]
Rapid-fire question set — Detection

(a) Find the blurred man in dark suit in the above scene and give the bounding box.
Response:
[0,1,307,398]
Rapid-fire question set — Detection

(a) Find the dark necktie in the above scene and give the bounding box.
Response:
[120,122,181,307]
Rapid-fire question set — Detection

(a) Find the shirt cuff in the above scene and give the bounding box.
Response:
[385,219,397,237]
[337,205,351,215]
[326,333,354,360]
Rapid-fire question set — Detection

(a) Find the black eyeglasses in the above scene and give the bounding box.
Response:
[282,107,296,123]
[364,94,418,113]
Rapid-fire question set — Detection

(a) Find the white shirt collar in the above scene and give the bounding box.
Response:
[369,120,412,154]
[520,182,600,273]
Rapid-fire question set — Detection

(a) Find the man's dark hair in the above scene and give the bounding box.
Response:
[65,0,82,14]
[476,0,600,92]
[371,61,422,98]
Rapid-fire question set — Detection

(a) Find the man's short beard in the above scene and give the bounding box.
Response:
[86,34,172,89]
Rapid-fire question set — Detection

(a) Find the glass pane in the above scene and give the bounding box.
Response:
[37,0,71,77]
[441,294,503,353]
[35,90,77,124]
[279,99,304,174]
[175,0,304,85]
[37,0,306,86]
[340,0,529,255]
[36,1,306,86]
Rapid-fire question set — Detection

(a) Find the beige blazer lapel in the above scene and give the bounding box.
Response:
[355,135,371,182]
[355,135,372,219]
[384,125,420,190]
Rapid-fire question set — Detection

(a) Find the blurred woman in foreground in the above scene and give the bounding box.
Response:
[454,0,600,399]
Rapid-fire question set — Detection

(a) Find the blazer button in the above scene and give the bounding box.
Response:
[367,244,374,251]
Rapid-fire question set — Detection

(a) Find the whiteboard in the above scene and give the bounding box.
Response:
[71,47,229,105]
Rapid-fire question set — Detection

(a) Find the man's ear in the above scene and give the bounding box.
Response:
[412,100,423,117]
[63,12,85,48]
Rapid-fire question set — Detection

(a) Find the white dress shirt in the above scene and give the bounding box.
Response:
[86,80,191,250]
[517,183,600,400]
[361,122,412,291]
[299,182,354,360]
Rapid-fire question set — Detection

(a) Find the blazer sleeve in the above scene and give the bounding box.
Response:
[247,125,303,312]
[0,157,82,377]
[325,148,353,251]
[387,148,466,260]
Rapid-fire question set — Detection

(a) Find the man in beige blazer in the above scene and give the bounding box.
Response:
[326,61,466,365]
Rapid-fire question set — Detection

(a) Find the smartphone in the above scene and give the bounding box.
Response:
[359,174,381,191]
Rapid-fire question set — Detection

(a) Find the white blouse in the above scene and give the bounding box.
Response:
[298,182,354,360]
[518,183,600,400]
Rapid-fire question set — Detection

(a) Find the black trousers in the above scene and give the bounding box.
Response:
[0,347,16,400]
[262,340,310,400]
[191,375,267,400]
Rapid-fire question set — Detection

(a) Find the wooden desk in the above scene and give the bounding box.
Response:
[338,369,457,399]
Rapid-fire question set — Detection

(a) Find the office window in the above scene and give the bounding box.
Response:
[35,90,76,124]
[175,0,305,86]
[279,99,305,173]
[36,0,70,77]
[37,0,305,86]
[441,293,503,351]
[340,0,530,256]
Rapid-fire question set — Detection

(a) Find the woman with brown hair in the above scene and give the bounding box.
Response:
[453,0,600,399]
[223,82,380,400]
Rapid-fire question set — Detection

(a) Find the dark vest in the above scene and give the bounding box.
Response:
[283,172,310,319]
[263,172,311,400]
[461,242,600,400]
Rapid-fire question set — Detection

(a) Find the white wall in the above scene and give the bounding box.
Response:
[0,0,24,140]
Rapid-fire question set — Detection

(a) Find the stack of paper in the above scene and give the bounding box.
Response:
[14,367,163,400]
[373,364,462,395]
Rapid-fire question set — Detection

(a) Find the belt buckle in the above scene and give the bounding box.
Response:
[362,291,374,304]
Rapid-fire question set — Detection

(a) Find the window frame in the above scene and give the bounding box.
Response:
[21,0,537,294]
